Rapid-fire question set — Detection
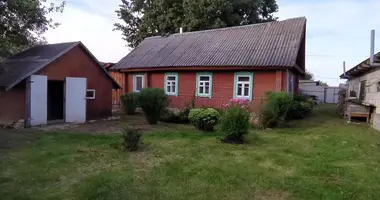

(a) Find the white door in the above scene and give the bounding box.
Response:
[65,77,87,123]
[27,75,48,127]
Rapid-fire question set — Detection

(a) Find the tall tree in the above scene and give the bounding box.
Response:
[115,0,278,48]
[0,0,65,60]
[301,70,314,80]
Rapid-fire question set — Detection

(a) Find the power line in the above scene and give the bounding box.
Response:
[306,54,368,58]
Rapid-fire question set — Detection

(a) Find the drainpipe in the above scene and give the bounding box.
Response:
[286,69,289,93]
[370,30,380,67]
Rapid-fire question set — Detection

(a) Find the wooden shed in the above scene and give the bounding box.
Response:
[0,42,120,127]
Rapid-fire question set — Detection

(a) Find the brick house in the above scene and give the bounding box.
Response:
[0,42,120,127]
[111,17,306,110]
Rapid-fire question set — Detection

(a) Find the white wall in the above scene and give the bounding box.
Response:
[348,68,380,113]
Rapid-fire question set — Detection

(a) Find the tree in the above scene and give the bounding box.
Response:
[0,0,65,60]
[319,81,328,86]
[301,70,314,80]
[115,0,278,48]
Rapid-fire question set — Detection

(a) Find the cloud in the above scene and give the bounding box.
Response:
[44,0,380,85]
[44,0,129,63]
[277,0,380,85]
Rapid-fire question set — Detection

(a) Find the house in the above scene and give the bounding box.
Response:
[111,17,306,110]
[340,49,380,130]
[0,42,120,127]
[101,62,125,110]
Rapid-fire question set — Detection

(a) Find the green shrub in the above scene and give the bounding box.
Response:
[160,109,189,124]
[259,92,292,128]
[188,108,220,131]
[219,105,250,144]
[120,92,139,115]
[122,126,142,152]
[287,101,313,120]
[138,88,168,124]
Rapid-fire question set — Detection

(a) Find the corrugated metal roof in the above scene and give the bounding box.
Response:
[112,17,306,70]
[0,42,120,90]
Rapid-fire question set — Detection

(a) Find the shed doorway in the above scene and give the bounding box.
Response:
[47,80,64,121]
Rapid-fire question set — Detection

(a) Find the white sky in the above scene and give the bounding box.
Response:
[44,0,380,86]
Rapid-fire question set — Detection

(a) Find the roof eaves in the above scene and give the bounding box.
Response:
[5,42,80,91]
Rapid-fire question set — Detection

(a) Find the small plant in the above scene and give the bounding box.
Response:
[122,126,142,152]
[138,88,168,124]
[219,105,250,144]
[287,101,313,120]
[188,108,220,131]
[258,92,292,128]
[120,92,139,115]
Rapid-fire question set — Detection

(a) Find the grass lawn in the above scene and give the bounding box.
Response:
[1,105,380,200]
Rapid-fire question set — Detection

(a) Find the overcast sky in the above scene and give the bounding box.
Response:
[44,0,380,86]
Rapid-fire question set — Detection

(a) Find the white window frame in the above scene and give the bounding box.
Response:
[165,73,178,96]
[235,75,251,98]
[133,74,145,92]
[197,73,212,97]
[86,89,96,100]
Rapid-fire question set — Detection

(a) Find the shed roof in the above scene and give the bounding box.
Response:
[340,52,380,79]
[0,42,120,90]
[112,17,306,71]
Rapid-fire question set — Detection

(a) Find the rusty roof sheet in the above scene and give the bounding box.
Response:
[112,17,306,70]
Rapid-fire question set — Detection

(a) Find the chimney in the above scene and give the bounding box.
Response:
[343,61,346,76]
[180,27,183,34]
[371,30,375,64]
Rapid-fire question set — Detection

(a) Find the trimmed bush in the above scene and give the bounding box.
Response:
[188,108,220,131]
[160,109,189,124]
[138,88,168,124]
[122,126,142,151]
[120,92,139,115]
[259,92,293,128]
[219,105,250,144]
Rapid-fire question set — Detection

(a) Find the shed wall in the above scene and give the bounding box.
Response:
[0,83,26,124]
[39,46,113,119]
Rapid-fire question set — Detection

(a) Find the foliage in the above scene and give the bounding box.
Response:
[287,101,313,120]
[0,0,65,59]
[219,105,250,144]
[319,81,328,86]
[223,98,251,110]
[188,108,220,131]
[258,92,293,128]
[301,70,314,80]
[160,109,189,124]
[120,92,140,115]
[122,126,142,151]
[138,88,169,124]
[115,0,278,48]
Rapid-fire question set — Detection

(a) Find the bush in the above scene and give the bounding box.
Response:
[120,92,139,115]
[287,101,313,120]
[160,109,189,124]
[219,105,250,144]
[259,92,293,128]
[188,108,220,131]
[138,88,168,124]
[122,126,142,152]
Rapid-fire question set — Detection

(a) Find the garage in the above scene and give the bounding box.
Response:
[0,42,120,127]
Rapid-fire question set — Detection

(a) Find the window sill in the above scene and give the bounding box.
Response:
[196,95,212,98]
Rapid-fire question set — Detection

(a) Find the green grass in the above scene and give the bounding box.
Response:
[1,105,380,200]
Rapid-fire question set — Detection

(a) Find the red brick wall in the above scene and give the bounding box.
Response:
[39,46,113,119]
[125,70,280,110]
[0,83,26,123]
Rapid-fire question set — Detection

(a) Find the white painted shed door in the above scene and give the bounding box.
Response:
[27,75,48,127]
[65,77,87,123]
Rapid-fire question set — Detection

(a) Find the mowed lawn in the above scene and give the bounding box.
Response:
[1,105,380,200]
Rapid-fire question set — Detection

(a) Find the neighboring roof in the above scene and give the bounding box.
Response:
[112,17,306,71]
[340,52,380,79]
[101,62,116,70]
[0,42,120,90]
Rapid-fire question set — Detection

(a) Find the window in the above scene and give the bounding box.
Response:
[359,80,366,100]
[133,74,144,92]
[86,89,96,99]
[196,72,212,97]
[165,73,178,96]
[234,72,253,100]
